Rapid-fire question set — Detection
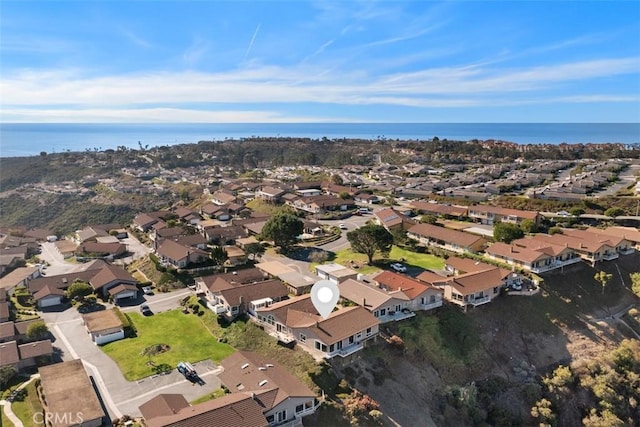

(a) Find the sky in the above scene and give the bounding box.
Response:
[1,0,639,123]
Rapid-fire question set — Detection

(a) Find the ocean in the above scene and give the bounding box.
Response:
[0,123,638,158]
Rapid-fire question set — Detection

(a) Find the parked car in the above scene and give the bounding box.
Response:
[142,286,153,295]
[339,223,348,230]
[140,304,153,316]
[177,361,198,381]
[390,263,407,272]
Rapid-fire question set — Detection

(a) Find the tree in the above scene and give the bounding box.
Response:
[26,321,49,340]
[631,272,640,299]
[338,191,351,200]
[421,214,438,225]
[330,174,343,185]
[347,224,393,265]
[530,398,555,427]
[0,366,17,389]
[570,207,585,216]
[520,218,538,234]
[210,245,228,265]
[66,281,93,300]
[493,222,524,243]
[604,207,624,217]
[260,212,303,252]
[594,271,613,295]
[308,250,329,264]
[244,242,265,261]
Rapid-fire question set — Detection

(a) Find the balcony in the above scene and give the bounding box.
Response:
[531,257,582,273]
[418,300,444,311]
[466,295,491,306]
[602,252,619,261]
[618,247,635,255]
[206,301,227,315]
[378,309,416,323]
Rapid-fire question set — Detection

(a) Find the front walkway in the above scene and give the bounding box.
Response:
[0,374,40,427]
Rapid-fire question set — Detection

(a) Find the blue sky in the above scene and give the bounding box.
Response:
[1,0,639,123]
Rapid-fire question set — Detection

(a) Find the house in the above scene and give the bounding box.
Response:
[468,205,540,226]
[585,226,640,250]
[288,195,356,214]
[0,301,9,322]
[156,239,209,268]
[107,284,139,304]
[75,226,109,244]
[88,261,139,298]
[407,223,487,254]
[374,208,416,232]
[75,242,127,259]
[354,193,381,205]
[82,309,124,345]
[410,201,469,219]
[195,268,269,295]
[531,233,618,265]
[0,266,39,294]
[33,285,66,308]
[0,339,53,371]
[0,254,22,276]
[373,271,444,312]
[174,207,201,225]
[200,275,287,320]
[174,234,208,250]
[255,261,317,295]
[256,186,286,203]
[133,213,160,232]
[140,393,268,427]
[0,318,43,344]
[39,359,106,427]
[203,225,247,244]
[219,351,319,426]
[140,352,318,427]
[485,238,581,274]
[561,228,635,256]
[223,245,248,267]
[338,278,415,323]
[418,267,510,308]
[315,263,358,284]
[54,239,78,258]
[211,190,239,206]
[255,295,379,360]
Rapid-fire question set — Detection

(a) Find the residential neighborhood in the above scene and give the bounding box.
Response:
[0,146,639,427]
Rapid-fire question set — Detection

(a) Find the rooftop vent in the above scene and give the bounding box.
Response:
[241,363,250,369]
[258,367,267,371]
[265,363,274,368]
[258,380,268,387]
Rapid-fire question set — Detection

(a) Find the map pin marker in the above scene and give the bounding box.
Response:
[311,279,340,319]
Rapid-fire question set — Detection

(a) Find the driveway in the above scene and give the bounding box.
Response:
[41,288,221,419]
[113,234,153,266]
[38,242,77,276]
[317,212,372,252]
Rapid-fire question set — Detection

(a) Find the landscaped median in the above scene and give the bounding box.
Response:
[101,309,235,381]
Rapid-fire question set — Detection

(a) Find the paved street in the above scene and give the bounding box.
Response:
[38,242,77,276]
[42,287,221,419]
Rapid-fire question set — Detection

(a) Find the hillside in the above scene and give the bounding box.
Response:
[336,254,640,426]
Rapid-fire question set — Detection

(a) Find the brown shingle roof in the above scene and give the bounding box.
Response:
[82,309,123,333]
[199,268,267,291]
[0,340,19,365]
[39,359,105,427]
[0,301,9,320]
[218,280,288,306]
[139,394,189,420]
[408,223,487,248]
[107,283,139,296]
[445,256,496,274]
[28,270,98,294]
[89,263,137,290]
[375,208,416,228]
[18,339,52,359]
[33,285,65,301]
[0,322,15,340]
[219,351,316,405]
[0,267,38,292]
[144,392,268,427]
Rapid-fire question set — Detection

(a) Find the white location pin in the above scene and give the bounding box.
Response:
[310,279,340,319]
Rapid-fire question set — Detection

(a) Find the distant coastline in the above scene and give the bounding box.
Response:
[0,122,638,158]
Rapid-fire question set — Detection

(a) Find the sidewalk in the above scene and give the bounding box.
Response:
[0,374,40,427]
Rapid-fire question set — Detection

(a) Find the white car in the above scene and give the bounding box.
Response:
[339,223,348,230]
[142,286,153,295]
[390,263,407,272]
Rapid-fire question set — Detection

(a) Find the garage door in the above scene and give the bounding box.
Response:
[39,296,62,308]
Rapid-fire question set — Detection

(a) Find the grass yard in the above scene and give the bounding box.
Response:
[10,380,43,426]
[101,309,235,381]
[1,409,11,427]
[389,246,446,270]
[190,388,228,405]
[332,246,445,273]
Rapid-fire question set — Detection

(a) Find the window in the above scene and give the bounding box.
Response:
[493,286,498,294]
[329,343,335,352]
[349,336,354,344]
[373,310,379,317]
[380,308,386,316]
[296,404,304,414]
[337,341,343,350]
[277,410,287,422]
[299,333,306,342]
[266,415,275,423]
[231,306,238,313]
[430,295,436,303]
[315,341,327,352]
[366,327,372,336]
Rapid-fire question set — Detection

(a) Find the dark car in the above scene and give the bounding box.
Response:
[140,303,153,316]
[177,361,201,383]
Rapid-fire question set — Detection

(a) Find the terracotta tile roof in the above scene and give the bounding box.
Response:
[560,228,624,247]
[82,309,123,333]
[410,202,468,217]
[416,271,449,286]
[373,271,439,299]
[139,394,189,420]
[0,340,19,365]
[144,392,268,427]
[468,205,539,219]
[511,237,573,257]
[485,242,550,263]
[586,226,640,244]
[18,339,52,359]
[375,208,416,229]
[219,351,316,405]
[445,256,496,274]
[339,278,407,310]
[408,223,487,248]
[532,234,612,253]
[446,267,509,296]
[218,280,288,306]
[39,359,105,427]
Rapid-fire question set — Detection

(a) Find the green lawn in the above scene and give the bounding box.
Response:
[1,409,11,427]
[101,309,235,381]
[10,381,43,426]
[332,246,445,273]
